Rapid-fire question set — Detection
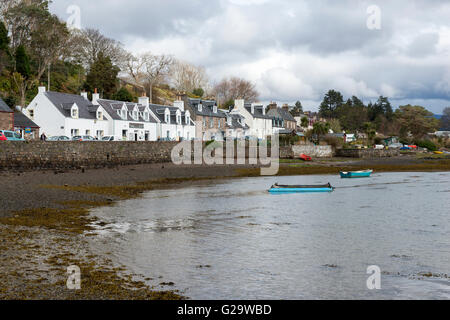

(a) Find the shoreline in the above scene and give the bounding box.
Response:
[1,155,449,299]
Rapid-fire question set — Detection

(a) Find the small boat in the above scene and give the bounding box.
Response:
[299,154,312,161]
[340,169,373,178]
[433,151,444,155]
[269,183,334,193]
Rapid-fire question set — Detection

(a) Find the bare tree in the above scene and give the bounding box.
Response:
[170,59,209,94]
[70,28,126,68]
[213,77,259,106]
[123,51,173,103]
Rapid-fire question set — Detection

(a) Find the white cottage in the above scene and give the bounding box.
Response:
[24,87,109,138]
[230,99,274,139]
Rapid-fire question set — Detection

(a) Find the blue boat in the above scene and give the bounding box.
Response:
[339,169,373,178]
[269,183,334,193]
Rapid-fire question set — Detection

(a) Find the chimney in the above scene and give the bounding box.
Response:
[176,91,187,102]
[92,88,100,105]
[234,99,245,110]
[138,93,150,108]
[38,86,46,94]
[282,104,289,112]
[80,91,88,100]
[173,100,184,111]
[268,102,277,110]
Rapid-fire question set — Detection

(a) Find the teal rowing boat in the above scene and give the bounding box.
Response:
[269,183,334,193]
[339,169,373,178]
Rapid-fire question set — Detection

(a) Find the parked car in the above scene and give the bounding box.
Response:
[0,131,6,141]
[72,135,96,141]
[101,135,122,141]
[0,130,25,141]
[400,146,412,150]
[48,136,71,141]
[388,143,403,149]
[374,145,385,150]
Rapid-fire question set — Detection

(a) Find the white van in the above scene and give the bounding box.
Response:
[101,135,123,141]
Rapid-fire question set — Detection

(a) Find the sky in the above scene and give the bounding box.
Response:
[49,0,450,114]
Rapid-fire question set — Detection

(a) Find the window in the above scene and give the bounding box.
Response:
[198,104,202,112]
[209,117,213,128]
[86,130,91,136]
[213,106,217,113]
[165,114,170,123]
[144,112,149,121]
[218,119,221,128]
[71,129,79,137]
[96,130,104,138]
[29,109,34,119]
[97,111,103,120]
[166,130,170,139]
[71,108,78,118]
[203,117,206,127]
[133,111,138,120]
[186,115,190,125]
[122,109,127,120]
[177,115,181,124]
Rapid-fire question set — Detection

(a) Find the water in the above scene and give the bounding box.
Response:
[88,172,450,299]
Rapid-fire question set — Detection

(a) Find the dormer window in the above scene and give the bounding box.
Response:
[165,109,170,124]
[177,114,181,124]
[71,106,79,118]
[121,109,127,120]
[185,113,190,125]
[97,110,103,120]
[133,110,138,120]
[213,105,217,113]
[198,104,202,112]
[144,112,149,121]
[29,109,34,120]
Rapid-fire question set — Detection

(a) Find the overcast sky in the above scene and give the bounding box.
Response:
[50,0,450,113]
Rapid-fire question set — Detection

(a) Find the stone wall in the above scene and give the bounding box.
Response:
[0,141,179,170]
[290,145,333,158]
[335,148,400,158]
[0,112,14,131]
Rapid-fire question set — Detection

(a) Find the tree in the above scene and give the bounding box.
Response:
[328,118,342,133]
[301,116,309,129]
[368,96,393,122]
[290,101,303,116]
[395,105,440,138]
[337,97,369,132]
[213,77,259,106]
[70,28,126,68]
[15,45,30,78]
[112,87,133,102]
[440,107,450,130]
[170,60,208,94]
[363,122,376,145]
[319,89,343,118]
[312,122,330,144]
[84,52,119,99]
[123,51,173,103]
[192,88,204,98]
[0,20,11,70]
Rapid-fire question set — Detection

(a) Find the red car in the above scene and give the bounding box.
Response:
[0,132,7,141]
[300,154,312,161]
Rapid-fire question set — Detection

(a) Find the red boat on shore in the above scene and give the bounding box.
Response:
[299,154,312,161]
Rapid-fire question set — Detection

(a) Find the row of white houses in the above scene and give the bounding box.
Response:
[23,87,295,141]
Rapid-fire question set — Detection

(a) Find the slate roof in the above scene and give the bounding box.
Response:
[244,103,273,119]
[44,91,98,119]
[186,98,226,118]
[148,104,194,125]
[97,99,157,123]
[0,98,12,112]
[14,112,39,128]
[227,113,249,129]
[267,107,296,122]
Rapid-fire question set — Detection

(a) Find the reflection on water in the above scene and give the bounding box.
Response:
[88,172,450,299]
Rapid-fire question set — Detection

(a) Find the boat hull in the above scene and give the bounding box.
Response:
[340,170,373,178]
[269,187,334,193]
